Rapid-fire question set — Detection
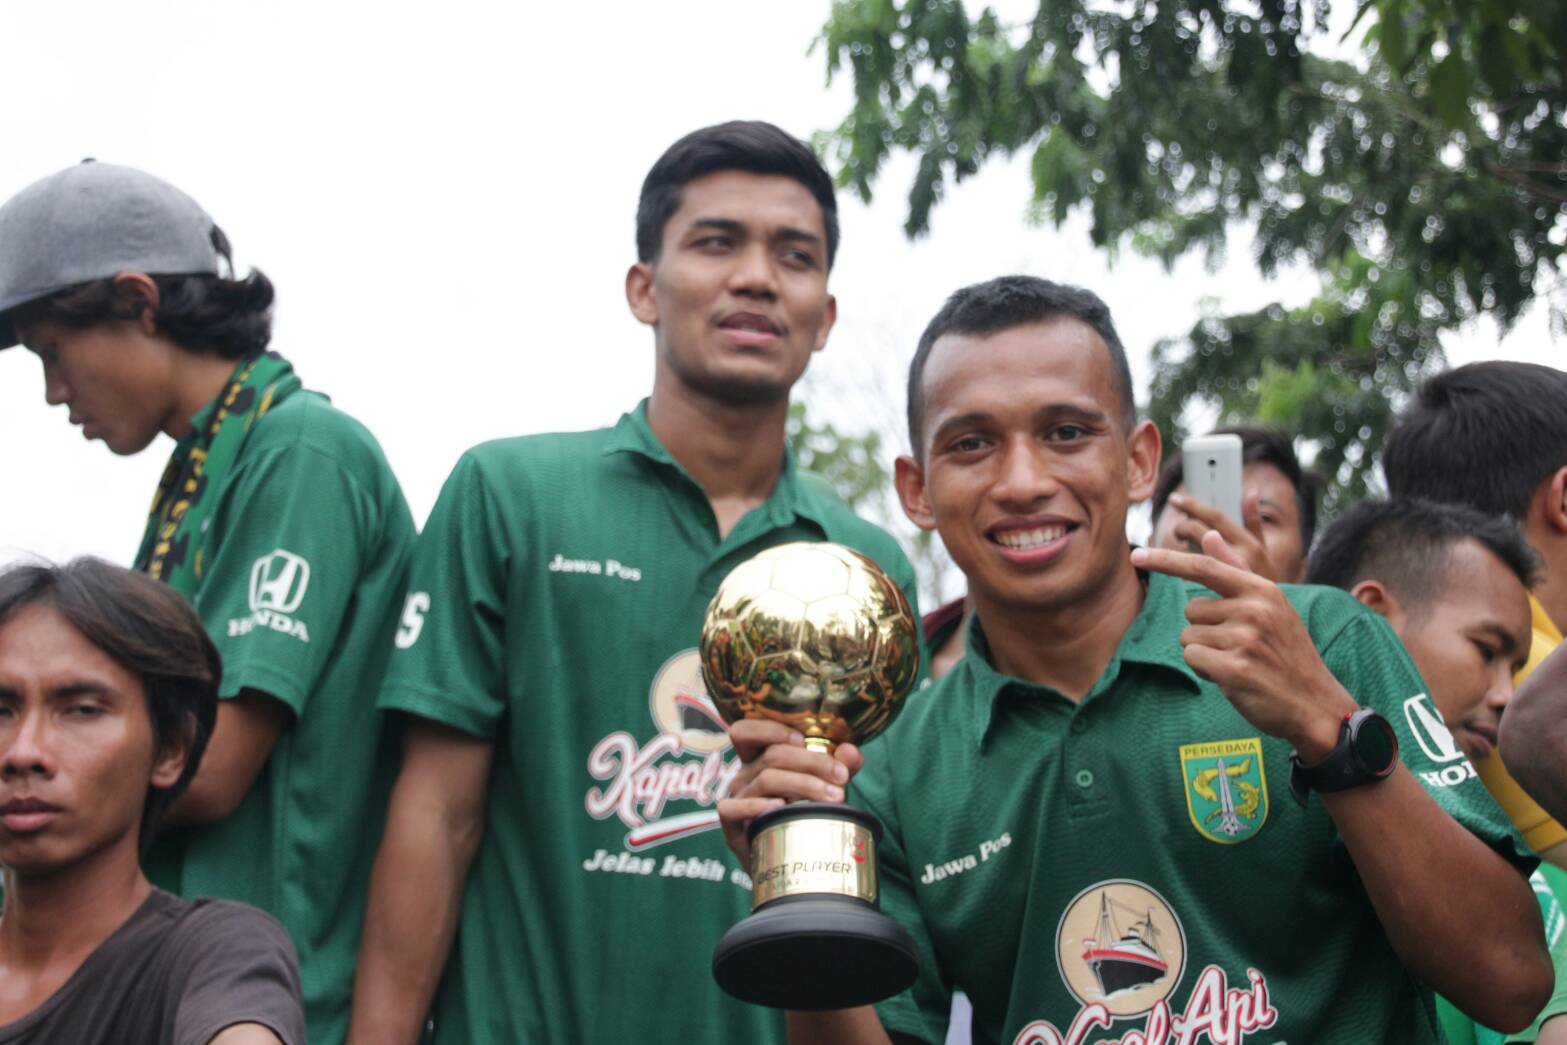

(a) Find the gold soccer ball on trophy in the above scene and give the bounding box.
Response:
[700,541,920,755]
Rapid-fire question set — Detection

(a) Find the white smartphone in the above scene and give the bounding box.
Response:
[1182,434,1244,526]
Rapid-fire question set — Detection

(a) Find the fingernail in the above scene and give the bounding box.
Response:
[766,798,786,810]
[1170,493,1186,506]
[833,764,849,783]
[826,785,844,801]
[788,731,804,745]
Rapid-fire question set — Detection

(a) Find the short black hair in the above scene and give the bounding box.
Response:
[0,558,219,850]
[636,120,840,270]
[12,226,274,359]
[1306,498,1540,618]
[1383,362,1567,519]
[906,275,1135,455]
[1150,423,1326,547]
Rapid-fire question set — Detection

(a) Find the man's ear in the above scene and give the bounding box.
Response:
[1126,420,1163,504]
[111,272,160,335]
[1540,466,1567,537]
[895,453,936,532]
[150,714,195,790]
[812,294,837,354]
[625,262,658,327]
[1350,579,1407,631]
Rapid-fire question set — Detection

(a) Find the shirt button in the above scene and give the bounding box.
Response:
[1070,717,1089,734]
[1075,769,1094,788]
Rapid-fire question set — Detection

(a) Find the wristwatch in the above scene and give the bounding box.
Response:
[1288,708,1399,807]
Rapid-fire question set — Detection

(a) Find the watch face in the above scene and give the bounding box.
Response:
[1352,713,1399,776]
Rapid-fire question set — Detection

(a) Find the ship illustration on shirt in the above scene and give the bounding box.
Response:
[1081,892,1170,998]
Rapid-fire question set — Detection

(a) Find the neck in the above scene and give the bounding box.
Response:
[645,372,790,506]
[1524,520,1567,636]
[1534,550,1567,638]
[0,842,148,973]
[161,352,248,440]
[969,554,1147,700]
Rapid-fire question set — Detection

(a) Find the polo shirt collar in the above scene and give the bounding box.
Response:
[960,566,1203,750]
[601,399,832,533]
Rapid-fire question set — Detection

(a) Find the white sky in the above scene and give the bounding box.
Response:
[2,0,1560,585]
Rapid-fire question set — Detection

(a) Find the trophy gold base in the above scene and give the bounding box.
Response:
[712,803,919,1010]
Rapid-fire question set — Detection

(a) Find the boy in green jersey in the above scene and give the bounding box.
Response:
[721,275,1552,1044]
[350,121,919,1044]
[1308,497,1567,1044]
[0,161,416,1044]
[1385,363,1567,869]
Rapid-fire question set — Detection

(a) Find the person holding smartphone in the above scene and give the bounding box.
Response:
[1148,423,1322,583]
[719,275,1551,1045]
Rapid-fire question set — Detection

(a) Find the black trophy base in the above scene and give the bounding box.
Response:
[712,894,919,1010]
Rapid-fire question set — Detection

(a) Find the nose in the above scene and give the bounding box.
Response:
[991,438,1061,507]
[41,363,69,408]
[727,242,779,301]
[1,709,55,780]
[1486,667,1515,715]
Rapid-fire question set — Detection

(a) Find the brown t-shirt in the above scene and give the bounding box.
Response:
[0,889,304,1045]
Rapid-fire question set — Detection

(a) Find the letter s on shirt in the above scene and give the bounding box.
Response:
[395,592,431,649]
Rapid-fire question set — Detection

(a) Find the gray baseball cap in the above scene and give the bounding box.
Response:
[0,160,222,349]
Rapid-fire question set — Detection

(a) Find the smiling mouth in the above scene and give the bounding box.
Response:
[991,524,1074,550]
[718,313,783,336]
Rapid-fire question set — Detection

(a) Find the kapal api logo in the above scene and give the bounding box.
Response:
[227,549,311,643]
[1010,878,1278,1045]
[584,649,738,850]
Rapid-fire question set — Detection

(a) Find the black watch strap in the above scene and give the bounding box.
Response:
[1288,708,1400,807]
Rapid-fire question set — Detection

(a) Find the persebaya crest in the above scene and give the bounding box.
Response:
[1178,738,1268,844]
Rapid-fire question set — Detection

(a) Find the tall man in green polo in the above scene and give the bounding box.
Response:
[349,121,919,1043]
[720,275,1551,1044]
[0,161,416,1044]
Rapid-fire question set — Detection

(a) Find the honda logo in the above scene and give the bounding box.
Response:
[249,550,310,614]
[1403,694,1463,764]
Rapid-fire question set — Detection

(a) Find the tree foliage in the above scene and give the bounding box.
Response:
[818,0,1566,507]
[788,400,893,513]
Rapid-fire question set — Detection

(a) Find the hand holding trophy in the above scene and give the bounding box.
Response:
[703,541,922,1010]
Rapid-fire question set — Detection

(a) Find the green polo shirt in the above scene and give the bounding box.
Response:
[854,569,1530,1045]
[379,401,920,1044]
[145,390,416,1045]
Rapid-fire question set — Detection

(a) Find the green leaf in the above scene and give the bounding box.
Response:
[1430,53,1471,128]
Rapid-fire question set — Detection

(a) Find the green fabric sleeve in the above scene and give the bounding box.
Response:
[851,746,946,1045]
[195,444,378,716]
[1317,609,1534,871]
[377,452,509,739]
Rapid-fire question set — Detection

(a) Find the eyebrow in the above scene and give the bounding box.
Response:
[1475,621,1522,657]
[0,681,118,702]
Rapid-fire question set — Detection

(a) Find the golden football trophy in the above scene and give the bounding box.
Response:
[701,541,922,1010]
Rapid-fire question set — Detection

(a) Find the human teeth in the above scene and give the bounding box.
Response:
[995,526,1067,549]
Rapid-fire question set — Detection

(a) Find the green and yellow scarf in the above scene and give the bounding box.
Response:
[133,352,301,597]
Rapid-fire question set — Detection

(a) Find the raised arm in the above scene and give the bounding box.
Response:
[1134,535,1552,1031]
[347,718,493,1045]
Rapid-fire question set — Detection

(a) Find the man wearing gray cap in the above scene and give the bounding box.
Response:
[0,160,416,1045]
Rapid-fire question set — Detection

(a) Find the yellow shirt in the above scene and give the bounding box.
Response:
[1476,594,1566,853]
